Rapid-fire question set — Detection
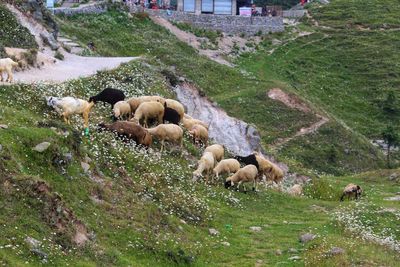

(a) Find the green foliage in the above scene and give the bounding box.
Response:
[253,0,299,10]
[173,21,222,46]
[303,176,342,200]
[0,3,37,57]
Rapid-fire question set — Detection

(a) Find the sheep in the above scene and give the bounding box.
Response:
[213,158,241,180]
[147,124,183,153]
[89,87,125,108]
[224,164,258,192]
[165,99,185,120]
[204,144,224,162]
[132,101,164,128]
[340,183,362,201]
[113,101,131,120]
[127,95,165,113]
[288,184,303,196]
[189,124,208,146]
[98,121,152,147]
[0,58,19,83]
[182,116,209,131]
[163,102,181,125]
[193,151,215,183]
[234,154,259,170]
[46,96,94,128]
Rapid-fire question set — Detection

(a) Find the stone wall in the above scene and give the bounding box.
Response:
[144,9,284,35]
[53,2,107,16]
[282,9,306,18]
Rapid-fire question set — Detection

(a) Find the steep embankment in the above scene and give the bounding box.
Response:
[239,0,400,170]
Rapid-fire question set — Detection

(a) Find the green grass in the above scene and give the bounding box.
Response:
[0,3,37,57]
[56,9,386,175]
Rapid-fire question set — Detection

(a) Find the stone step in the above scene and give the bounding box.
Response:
[63,42,81,47]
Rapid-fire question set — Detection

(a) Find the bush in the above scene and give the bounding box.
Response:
[23,48,38,66]
[54,50,65,60]
[303,177,342,201]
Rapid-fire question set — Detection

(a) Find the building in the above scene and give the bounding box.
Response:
[177,0,251,16]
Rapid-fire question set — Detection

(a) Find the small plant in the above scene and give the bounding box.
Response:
[134,12,150,20]
[303,177,342,201]
[54,50,65,60]
[23,48,38,66]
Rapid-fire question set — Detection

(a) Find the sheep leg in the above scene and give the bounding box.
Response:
[237,181,243,192]
[160,139,164,153]
[6,69,13,83]
[83,111,89,128]
[0,71,3,82]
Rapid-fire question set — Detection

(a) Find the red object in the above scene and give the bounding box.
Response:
[300,0,305,5]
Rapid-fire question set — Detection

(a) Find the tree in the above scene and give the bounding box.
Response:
[382,125,399,168]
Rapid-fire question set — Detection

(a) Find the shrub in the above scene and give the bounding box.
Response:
[303,177,342,201]
[54,50,65,60]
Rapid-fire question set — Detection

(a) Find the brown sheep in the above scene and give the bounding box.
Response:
[189,124,208,146]
[340,183,362,201]
[98,121,152,147]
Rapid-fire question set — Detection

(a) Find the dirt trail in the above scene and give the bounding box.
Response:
[149,16,234,67]
[6,4,139,84]
[267,88,329,148]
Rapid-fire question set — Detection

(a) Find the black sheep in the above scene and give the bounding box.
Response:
[163,102,181,125]
[234,154,260,171]
[89,88,125,108]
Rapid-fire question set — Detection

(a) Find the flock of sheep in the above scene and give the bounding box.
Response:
[45,87,287,192]
[45,87,363,198]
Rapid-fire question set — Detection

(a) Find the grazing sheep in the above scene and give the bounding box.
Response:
[224,164,258,192]
[234,154,260,170]
[89,87,125,108]
[340,183,362,201]
[46,96,94,128]
[182,116,209,131]
[193,151,215,183]
[213,159,241,180]
[0,58,19,83]
[113,101,131,120]
[132,101,164,128]
[165,99,185,120]
[147,124,183,152]
[204,144,224,162]
[163,102,181,125]
[288,184,303,196]
[189,124,208,146]
[127,95,165,113]
[98,121,152,147]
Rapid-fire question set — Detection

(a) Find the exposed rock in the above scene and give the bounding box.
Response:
[249,226,262,232]
[288,184,303,196]
[310,205,327,213]
[289,256,301,261]
[299,233,316,244]
[288,248,298,253]
[30,248,48,259]
[63,152,73,163]
[384,196,400,201]
[389,173,399,181]
[271,39,282,45]
[328,247,345,256]
[0,124,8,129]
[180,219,187,224]
[40,32,59,50]
[208,228,220,236]
[84,156,92,163]
[221,241,230,246]
[33,142,51,152]
[25,237,41,249]
[81,162,90,173]
[275,249,282,255]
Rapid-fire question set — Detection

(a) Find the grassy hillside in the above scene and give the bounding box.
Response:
[1,60,399,266]
[238,0,400,169]
[0,3,37,57]
[56,9,386,175]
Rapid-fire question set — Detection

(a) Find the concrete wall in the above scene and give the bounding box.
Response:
[53,2,107,16]
[282,9,306,18]
[144,9,284,35]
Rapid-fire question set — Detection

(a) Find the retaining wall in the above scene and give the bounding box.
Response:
[53,2,107,16]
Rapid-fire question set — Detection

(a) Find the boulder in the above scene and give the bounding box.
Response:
[40,32,59,50]
[25,237,41,249]
[33,142,51,152]
[0,124,8,129]
[208,228,220,236]
[249,226,262,232]
[328,247,345,256]
[81,162,90,173]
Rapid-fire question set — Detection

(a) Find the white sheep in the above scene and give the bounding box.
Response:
[0,58,18,83]
[204,144,224,162]
[225,164,258,192]
[165,99,185,120]
[189,124,208,146]
[113,100,131,120]
[147,124,183,152]
[182,115,208,131]
[132,101,164,128]
[127,95,165,113]
[193,151,215,183]
[213,158,241,180]
[46,96,94,128]
[288,184,303,196]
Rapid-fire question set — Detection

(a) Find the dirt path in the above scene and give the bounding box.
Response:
[149,16,234,67]
[6,4,138,84]
[267,88,329,148]
[13,54,140,83]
